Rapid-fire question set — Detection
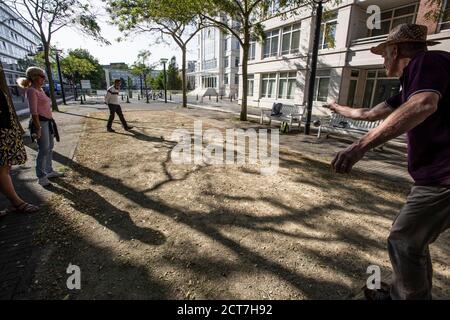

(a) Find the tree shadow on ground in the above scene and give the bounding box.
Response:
[46,179,166,246]
[30,203,170,299]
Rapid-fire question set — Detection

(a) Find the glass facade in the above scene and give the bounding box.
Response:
[281,24,301,55]
[0,6,40,86]
[261,73,277,98]
[263,29,279,58]
[369,3,418,37]
[278,72,297,99]
[247,75,254,97]
[313,70,331,102]
[363,69,401,108]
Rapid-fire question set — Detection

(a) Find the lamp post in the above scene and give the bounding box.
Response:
[304,0,329,135]
[160,58,168,103]
[54,49,66,105]
[32,46,67,105]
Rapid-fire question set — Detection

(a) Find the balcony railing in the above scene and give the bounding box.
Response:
[351,34,388,47]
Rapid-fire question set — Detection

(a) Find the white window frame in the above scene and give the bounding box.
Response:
[369,3,419,37]
[249,41,256,61]
[313,70,331,102]
[261,73,277,98]
[319,12,338,50]
[278,72,297,100]
[247,75,254,97]
[281,23,301,55]
[263,29,280,58]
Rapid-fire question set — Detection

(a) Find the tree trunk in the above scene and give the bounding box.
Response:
[181,47,187,108]
[240,26,250,121]
[44,44,58,112]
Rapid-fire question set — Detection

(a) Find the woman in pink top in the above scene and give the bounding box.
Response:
[17,67,63,187]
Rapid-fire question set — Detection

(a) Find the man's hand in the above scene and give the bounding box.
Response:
[331,142,367,174]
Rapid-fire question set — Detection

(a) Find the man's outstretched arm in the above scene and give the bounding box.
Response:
[325,101,394,121]
[331,92,440,174]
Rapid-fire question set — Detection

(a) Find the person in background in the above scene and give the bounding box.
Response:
[105,79,133,132]
[17,67,64,187]
[0,63,39,216]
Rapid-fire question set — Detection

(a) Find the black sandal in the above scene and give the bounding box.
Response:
[11,202,40,214]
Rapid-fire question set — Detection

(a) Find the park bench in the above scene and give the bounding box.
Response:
[317,112,382,139]
[260,103,306,132]
[317,112,407,151]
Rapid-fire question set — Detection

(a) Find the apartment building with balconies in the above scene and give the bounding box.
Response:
[192,15,241,97]
[0,4,40,89]
[238,0,450,110]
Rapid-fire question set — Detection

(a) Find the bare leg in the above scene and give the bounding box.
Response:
[0,165,25,207]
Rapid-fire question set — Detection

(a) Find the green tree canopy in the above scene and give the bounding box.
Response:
[67,49,106,89]
[60,53,96,86]
[166,56,182,90]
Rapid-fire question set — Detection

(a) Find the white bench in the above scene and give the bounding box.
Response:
[317,113,382,139]
[260,103,306,132]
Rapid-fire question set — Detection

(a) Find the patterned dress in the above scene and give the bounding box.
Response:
[0,89,27,166]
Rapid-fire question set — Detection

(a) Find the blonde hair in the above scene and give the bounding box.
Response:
[16,67,45,88]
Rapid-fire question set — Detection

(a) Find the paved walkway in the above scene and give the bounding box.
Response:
[0,98,411,299]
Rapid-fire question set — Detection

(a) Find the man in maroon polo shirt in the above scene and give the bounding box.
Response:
[326,24,450,300]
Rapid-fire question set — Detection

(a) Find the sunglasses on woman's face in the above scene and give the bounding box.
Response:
[38,74,46,79]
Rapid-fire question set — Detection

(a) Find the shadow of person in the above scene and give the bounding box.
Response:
[47,179,166,246]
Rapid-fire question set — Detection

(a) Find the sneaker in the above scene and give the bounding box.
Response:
[38,177,52,187]
[46,171,65,179]
[124,126,134,131]
[107,128,115,132]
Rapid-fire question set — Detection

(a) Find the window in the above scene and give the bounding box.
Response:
[441,0,450,30]
[363,69,401,108]
[281,24,301,55]
[278,72,297,99]
[247,75,254,96]
[235,74,239,85]
[203,58,217,70]
[268,0,280,15]
[261,73,277,98]
[203,27,216,61]
[235,57,239,67]
[347,70,359,107]
[263,29,279,58]
[319,12,338,49]
[224,37,229,51]
[370,4,418,36]
[224,56,229,68]
[313,70,331,102]
[224,73,229,85]
[202,76,217,88]
[249,40,256,60]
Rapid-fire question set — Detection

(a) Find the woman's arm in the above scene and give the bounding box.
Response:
[28,89,42,138]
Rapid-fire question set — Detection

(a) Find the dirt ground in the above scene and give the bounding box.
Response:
[29,109,449,299]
